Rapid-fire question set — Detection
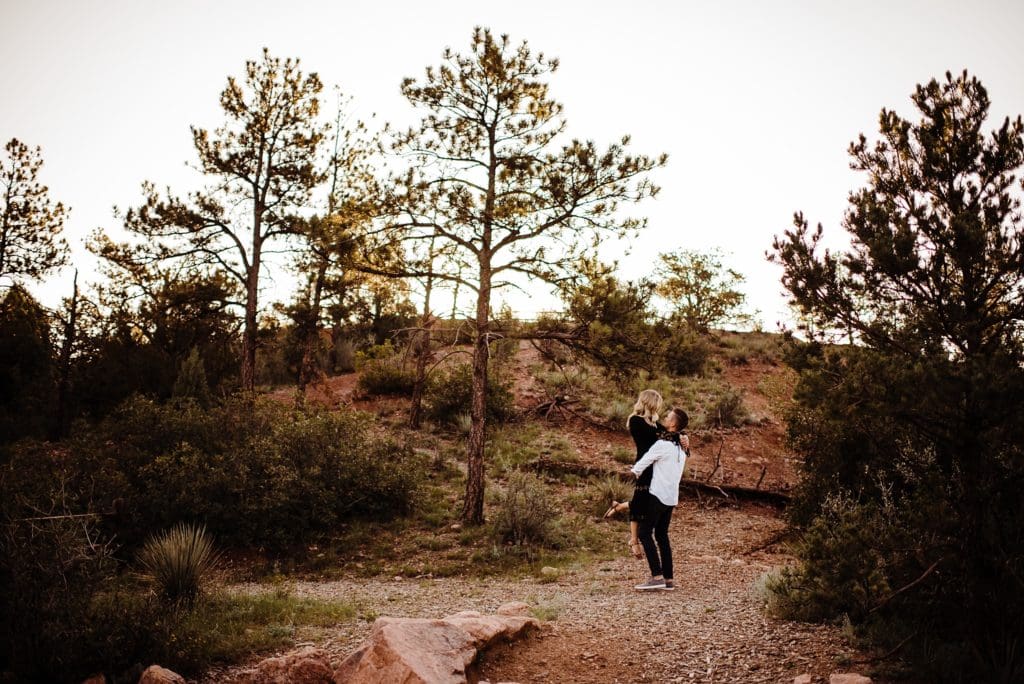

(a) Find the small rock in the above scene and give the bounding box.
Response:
[496,601,531,617]
[735,456,750,463]
[81,676,106,684]
[540,566,561,577]
[450,523,462,531]
[138,666,186,684]
[794,675,813,684]
[830,675,872,684]
[248,646,332,683]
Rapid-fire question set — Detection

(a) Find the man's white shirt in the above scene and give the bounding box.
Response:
[631,439,687,506]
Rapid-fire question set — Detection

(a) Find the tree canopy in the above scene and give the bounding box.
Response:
[0,139,69,285]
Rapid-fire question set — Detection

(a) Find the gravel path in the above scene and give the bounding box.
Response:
[203,501,871,683]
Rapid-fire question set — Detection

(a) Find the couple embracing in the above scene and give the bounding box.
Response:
[605,389,689,591]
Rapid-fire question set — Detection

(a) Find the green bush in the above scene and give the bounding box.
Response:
[760,493,895,622]
[138,523,221,605]
[0,507,172,682]
[3,396,425,551]
[707,386,749,427]
[0,517,353,681]
[425,363,515,425]
[353,340,398,368]
[609,445,635,465]
[333,339,357,373]
[490,471,560,547]
[357,358,415,395]
[171,347,212,406]
[661,330,712,376]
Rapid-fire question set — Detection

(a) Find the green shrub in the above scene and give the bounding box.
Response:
[707,386,749,427]
[455,413,473,435]
[759,493,894,622]
[662,330,713,376]
[491,471,560,547]
[138,523,221,605]
[3,396,425,551]
[0,506,173,682]
[353,340,398,368]
[0,454,365,682]
[333,339,356,373]
[610,445,635,465]
[357,358,415,395]
[596,397,633,426]
[425,363,515,425]
[172,347,212,406]
[0,285,54,443]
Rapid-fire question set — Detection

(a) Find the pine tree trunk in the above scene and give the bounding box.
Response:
[409,329,429,429]
[241,264,259,394]
[409,263,435,430]
[296,260,327,409]
[462,263,491,525]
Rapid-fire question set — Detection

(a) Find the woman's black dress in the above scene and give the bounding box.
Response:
[628,415,661,522]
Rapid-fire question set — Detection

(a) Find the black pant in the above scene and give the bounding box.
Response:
[638,503,674,580]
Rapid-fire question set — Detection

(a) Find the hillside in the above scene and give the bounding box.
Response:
[226,333,889,683]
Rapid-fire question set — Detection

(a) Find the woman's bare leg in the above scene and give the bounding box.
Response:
[629,520,642,557]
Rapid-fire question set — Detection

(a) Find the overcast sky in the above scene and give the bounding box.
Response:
[2,0,1023,327]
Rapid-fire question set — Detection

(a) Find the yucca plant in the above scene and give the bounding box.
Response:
[137,522,221,605]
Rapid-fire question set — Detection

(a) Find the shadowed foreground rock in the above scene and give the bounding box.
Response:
[334,604,538,684]
[138,665,186,684]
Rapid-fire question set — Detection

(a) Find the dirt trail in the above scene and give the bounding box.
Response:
[208,502,867,683]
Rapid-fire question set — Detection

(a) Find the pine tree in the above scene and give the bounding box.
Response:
[94,50,328,393]
[0,139,69,284]
[172,347,212,406]
[383,28,666,523]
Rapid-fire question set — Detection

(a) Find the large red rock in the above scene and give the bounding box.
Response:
[334,610,539,684]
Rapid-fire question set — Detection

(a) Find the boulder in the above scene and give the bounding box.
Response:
[138,666,186,684]
[442,610,537,650]
[335,609,539,684]
[246,646,334,684]
[829,675,872,684]
[334,617,476,684]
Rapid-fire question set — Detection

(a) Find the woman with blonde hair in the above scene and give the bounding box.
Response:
[604,389,679,557]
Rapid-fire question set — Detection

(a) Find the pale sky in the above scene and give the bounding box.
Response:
[2,0,1023,328]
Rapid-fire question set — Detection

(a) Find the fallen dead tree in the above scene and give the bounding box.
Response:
[528,456,791,507]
